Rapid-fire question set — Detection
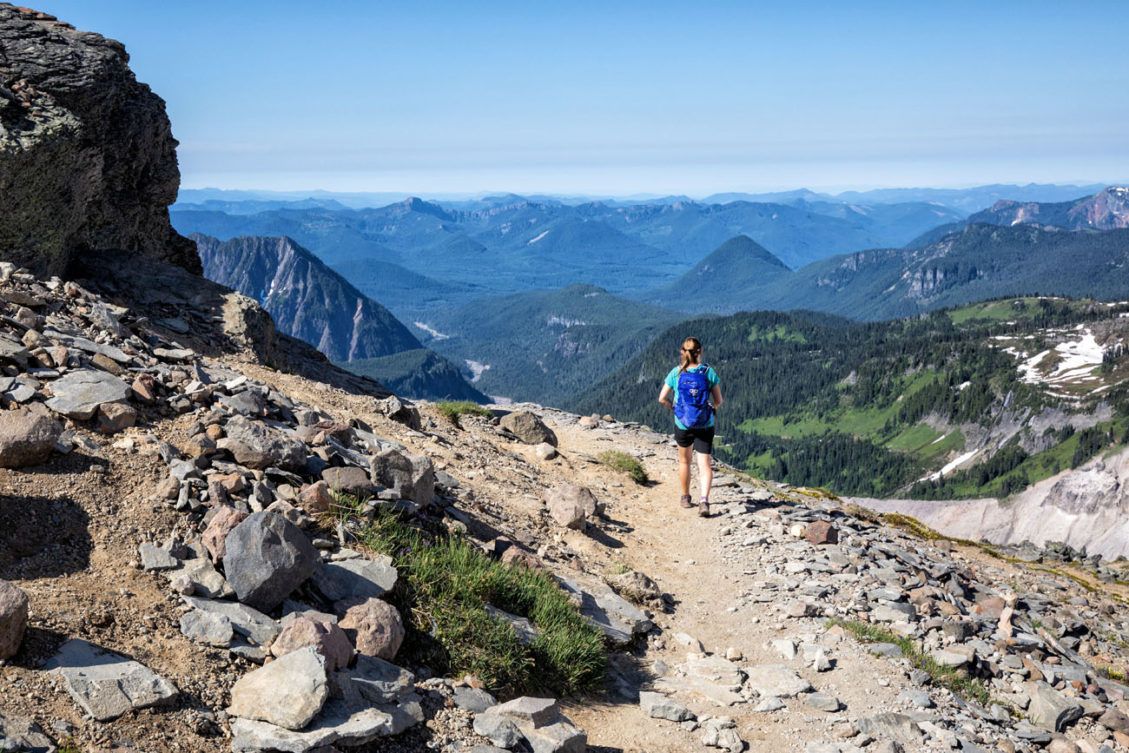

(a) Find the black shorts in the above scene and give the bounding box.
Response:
[674,425,715,454]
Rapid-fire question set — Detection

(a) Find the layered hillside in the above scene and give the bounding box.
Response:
[0,4,198,276]
[195,234,486,402]
[968,186,1129,231]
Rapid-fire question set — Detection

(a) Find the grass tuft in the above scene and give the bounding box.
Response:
[436,401,493,424]
[342,502,605,696]
[597,450,649,484]
[829,618,992,706]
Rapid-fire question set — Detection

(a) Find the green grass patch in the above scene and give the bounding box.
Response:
[597,450,649,484]
[436,401,493,423]
[915,430,965,461]
[57,742,82,753]
[885,424,943,453]
[748,323,808,344]
[829,619,991,706]
[343,504,605,695]
[947,297,1043,326]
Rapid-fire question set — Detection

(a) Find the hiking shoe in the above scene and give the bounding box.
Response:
[679,494,694,509]
[698,498,710,517]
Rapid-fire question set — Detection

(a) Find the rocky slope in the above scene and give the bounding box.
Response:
[857,441,1129,560]
[5,261,1129,753]
[0,4,198,276]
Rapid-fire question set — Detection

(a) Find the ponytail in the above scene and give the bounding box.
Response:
[679,337,703,373]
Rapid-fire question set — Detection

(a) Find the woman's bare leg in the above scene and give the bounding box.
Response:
[696,450,713,500]
[678,445,693,497]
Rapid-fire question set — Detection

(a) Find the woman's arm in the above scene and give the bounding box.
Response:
[711,384,724,410]
[658,384,673,410]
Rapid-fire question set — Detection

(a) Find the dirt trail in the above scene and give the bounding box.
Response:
[549,418,910,753]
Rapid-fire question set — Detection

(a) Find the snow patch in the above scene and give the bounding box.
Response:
[413,321,450,341]
[527,230,550,245]
[547,314,587,328]
[920,449,980,483]
[465,360,490,382]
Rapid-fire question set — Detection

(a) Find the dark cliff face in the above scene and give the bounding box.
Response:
[0,4,198,276]
[194,234,423,362]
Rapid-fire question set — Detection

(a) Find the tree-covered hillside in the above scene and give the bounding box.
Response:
[578,298,1129,497]
[423,285,680,406]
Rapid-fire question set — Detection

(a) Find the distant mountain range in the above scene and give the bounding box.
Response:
[182,184,1129,411]
[194,234,485,402]
[170,191,966,297]
[660,188,1129,320]
[178,182,1112,212]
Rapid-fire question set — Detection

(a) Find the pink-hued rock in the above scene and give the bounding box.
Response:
[803,521,839,546]
[202,506,247,563]
[0,404,62,468]
[338,598,404,661]
[270,615,353,670]
[298,480,335,513]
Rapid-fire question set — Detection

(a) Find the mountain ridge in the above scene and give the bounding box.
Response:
[194,233,486,401]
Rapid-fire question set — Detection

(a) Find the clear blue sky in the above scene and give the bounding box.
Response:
[33,1,1129,196]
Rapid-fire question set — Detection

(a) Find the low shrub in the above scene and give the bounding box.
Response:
[345,505,606,696]
[597,450,649,484]
[436,401,494,423]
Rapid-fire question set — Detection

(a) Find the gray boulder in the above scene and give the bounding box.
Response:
[369,449,435,507]
[500,411,557,446]
[0,404,62,468]
[181,595,281,646]
[312,557,398,603]
[559,577,652,646]
[44,369,130,420]
[640,690,694,722]
[44,639,178,721]
[1026,681,1084,732]
[224,511,319,611]
[219,415,307,471]
[180,610,234,647]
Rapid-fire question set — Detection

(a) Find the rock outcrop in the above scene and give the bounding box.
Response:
[0,4,198,276]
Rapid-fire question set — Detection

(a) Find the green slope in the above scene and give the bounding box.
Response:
[579,298,1129,497]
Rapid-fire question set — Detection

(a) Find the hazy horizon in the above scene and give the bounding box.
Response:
[34,1,1129,195]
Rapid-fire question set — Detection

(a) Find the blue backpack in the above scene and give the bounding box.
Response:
[675,365,713,428]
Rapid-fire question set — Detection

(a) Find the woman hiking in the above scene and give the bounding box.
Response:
[657,337,723,517]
